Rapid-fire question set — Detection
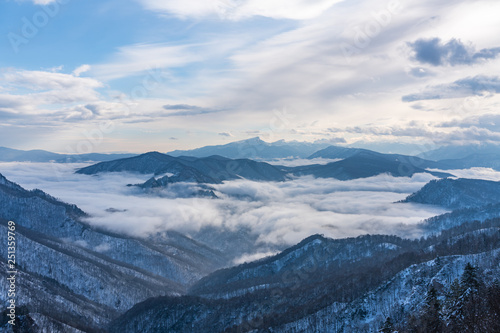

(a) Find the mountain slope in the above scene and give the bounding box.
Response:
[289,151,450,180]
[188,234,410,299]
[76,152,289,183]
[307,145,369,159]
[422,203,500,233]
[434,153,500,171]
[309,145,500,170]
[109,219,500,333]
[0,173,228,331]
[418,143,500,161]
[402,178,500,209]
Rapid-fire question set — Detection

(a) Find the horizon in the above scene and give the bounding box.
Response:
[2,135,500,156]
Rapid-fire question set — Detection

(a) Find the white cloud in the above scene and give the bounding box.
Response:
[0,162,447,252]
[428,167,500,182]
[73,64,91,77]
[264,157,342,167]
[3,70,102,92]
[31,0,58,4]
[233,251,279,265]
[91,43,201,81]
[0,69,107,127]
[138,0,342,20]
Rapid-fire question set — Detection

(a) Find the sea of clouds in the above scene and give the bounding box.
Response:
[1,162,481,253]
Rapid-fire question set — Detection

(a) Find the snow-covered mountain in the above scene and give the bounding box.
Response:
[402,178,500,209]
[2,167,499,332]
[76,152,288,184]
[432,153,500,171]
[418,143,500,161]
[108,219,500,332]
[0,173,229,331]
[167,137,330,159]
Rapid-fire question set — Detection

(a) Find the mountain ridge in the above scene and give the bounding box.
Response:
[167,137,331,159]
[0,146,137,163]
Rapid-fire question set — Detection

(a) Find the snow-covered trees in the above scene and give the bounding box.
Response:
[397,262,499,333]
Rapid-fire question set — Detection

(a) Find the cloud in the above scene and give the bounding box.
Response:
[137,0,342,20]
[407,67,434,78]
[402,75,500,102]
[263,157,342,167]
[90,43,200,81]
[162,104,222,117]
[439,114,500,132]
[73,65,91,77]
[408,38,500,66]
[218,132,233,137]
[6,0,500,151]
[0,69,104,121]
[3,70,102,92]
[233,251,279,265]
[328,122,500,146]
[0,162,447,251]
[26,0,57,4]
[427,167,500,182]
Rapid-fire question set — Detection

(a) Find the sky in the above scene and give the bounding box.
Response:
[1,0,500,154]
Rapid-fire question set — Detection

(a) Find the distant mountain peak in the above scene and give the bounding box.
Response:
[243,136,266,144]
[167,137,330,159]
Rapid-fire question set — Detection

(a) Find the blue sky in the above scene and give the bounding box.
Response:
[1,0,500,153]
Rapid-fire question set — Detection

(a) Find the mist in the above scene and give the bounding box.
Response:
[0,162,452,254]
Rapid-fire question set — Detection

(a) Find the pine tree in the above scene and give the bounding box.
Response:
[379,316,394,333]
[460,263,479,293]
[421,286,442,332]
[460,263,482,332]
[444,263,484,332]
[444,278,464,332]
[485,280,500,332]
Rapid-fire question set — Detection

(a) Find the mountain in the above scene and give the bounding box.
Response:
[307,145,369,159]
[307,144,500,174]
[402,178,500,209]
[0,173,229,331]
[432,153,500,171]
[290,150,451,180]
[135,179,219,198]
[77,151,452,187]
[346,141,431,155]
[109,219,500,333]
[188,234,412,299]
[76,152,289,184]
[309,146,441,169]
[422,203,500,234]
[0,146,136,163]
[167,137,330,159]
[418,143,500,161]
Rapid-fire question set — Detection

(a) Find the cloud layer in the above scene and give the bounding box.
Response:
[403,75,500,102]
[0,162,449,251]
